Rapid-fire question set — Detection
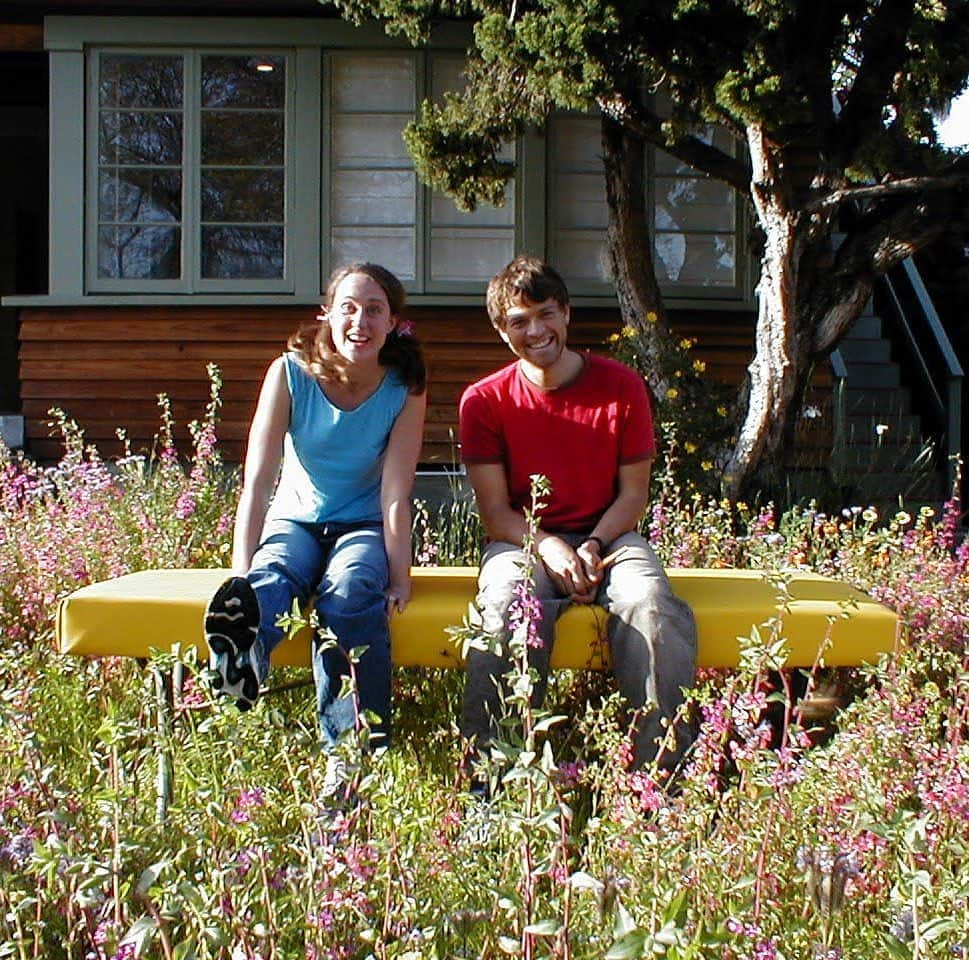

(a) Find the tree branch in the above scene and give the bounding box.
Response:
[809,172,969,211]
[596,92,751,193]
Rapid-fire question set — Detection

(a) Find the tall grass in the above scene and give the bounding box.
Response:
[1,375,967,959]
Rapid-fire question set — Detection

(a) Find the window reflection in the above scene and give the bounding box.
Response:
[97,54,184,279]
[200,54,285,279]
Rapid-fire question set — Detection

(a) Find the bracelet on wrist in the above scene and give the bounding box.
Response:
[583,535,605,551]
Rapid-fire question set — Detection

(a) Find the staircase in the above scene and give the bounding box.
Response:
[831,299,950,511]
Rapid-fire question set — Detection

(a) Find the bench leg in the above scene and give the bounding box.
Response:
[151,665,174,822]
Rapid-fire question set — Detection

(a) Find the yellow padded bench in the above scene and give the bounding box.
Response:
[57,566,899,669]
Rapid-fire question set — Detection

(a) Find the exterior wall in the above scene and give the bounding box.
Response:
[18,305,786,465]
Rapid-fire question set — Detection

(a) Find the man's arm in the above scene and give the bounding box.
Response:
[570,457,653,602]
[466,462,600,602]
[582,457,652,550]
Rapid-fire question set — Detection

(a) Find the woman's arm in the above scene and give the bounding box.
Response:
[230,357,290,574]
[380,390,427,613]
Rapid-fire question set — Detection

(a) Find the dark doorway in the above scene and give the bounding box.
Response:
[0,50,48,414]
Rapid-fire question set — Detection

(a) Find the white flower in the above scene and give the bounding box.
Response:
[875,423,889,436]
[802,405,822,420]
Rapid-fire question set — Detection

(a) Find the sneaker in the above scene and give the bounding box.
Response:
[321,753,349,803]
[203,576,262,711]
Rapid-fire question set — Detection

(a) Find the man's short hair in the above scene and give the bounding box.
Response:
[486,256,570,330]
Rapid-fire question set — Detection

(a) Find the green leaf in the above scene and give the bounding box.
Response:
[605,929,648,959]
[919,916,959,942]
[569,871,605,892]
[135,861,167,896]
[879,934,913,960]
[524,919,562,936]
[121,916,157,956]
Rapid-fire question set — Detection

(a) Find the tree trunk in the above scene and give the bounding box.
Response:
[600,110,675,396]
[722,126,814,500]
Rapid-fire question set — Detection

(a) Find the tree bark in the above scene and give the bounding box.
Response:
[722,126,814,499]
[600,110,675,396]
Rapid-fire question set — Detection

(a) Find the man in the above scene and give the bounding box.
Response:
[459,255,697,779]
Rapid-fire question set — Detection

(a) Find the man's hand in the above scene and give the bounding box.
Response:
[538,536,599,603]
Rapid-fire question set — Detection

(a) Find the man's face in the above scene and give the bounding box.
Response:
[498,296,570,370]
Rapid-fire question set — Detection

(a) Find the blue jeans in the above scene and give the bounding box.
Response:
[246,518,391,750]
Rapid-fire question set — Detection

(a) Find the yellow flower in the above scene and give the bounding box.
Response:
[702,461,713,471]
[621,325,637,338]
[666,387,679,399]
[717,406,728,417]
[685,442,698,454]
[607,332,620,343]
[693,359,706,373]
[645,312,658,324]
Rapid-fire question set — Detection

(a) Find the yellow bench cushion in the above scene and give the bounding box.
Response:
[56,566,898,669]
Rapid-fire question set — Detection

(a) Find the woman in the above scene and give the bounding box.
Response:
[204,262,426,766]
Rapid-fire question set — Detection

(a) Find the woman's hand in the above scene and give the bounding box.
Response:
[386,578,412,615]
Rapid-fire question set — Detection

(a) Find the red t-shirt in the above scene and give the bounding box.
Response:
[459,353,655,532]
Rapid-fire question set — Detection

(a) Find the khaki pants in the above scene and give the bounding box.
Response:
[460,530,697,771]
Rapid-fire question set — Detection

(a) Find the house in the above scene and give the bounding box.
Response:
[0,1,959,507]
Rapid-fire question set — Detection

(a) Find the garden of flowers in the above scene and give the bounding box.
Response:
[1,359,967,960]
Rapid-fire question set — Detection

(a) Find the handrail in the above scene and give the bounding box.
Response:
[880,258,964,491]
[829,347,848,478]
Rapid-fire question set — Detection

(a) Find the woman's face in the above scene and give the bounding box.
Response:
[327,272,398,366]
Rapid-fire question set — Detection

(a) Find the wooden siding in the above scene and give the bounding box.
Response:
[18,304,815,466]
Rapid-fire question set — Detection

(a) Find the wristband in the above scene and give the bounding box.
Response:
[583,535,605,551]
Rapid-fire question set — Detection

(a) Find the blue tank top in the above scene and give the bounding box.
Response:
[265,353,409,525]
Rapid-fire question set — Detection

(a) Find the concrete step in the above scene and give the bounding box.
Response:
[838,440,937,472]
[842,386,912,417]
[847,314,884,339]
[839,470,946,506]
[836,338,893,363]
[843,413,924,445]
[841,361,901,389]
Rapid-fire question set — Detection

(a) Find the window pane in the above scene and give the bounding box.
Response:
[201,111,284,166]
[99,111,183,165]
[202,169,283,222]
[654,233,735,286]
[431,189,514,227]
[430,228,515,282]
[331,115,412,168]
[554,115,601,171]
[330,227,415,282]
[332,170,415,225]
[198,52,287,281]
[655,177,735,232]
[653,127,736,174]
[98,225,181,279]
[201,226,283,279]
[553,232,612,284]
[201,55,286,109]
[331,55,415,112]
[97,52,184,282]
[554,174,607,229]
[99,169,181,223]
[99,54,183,109]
